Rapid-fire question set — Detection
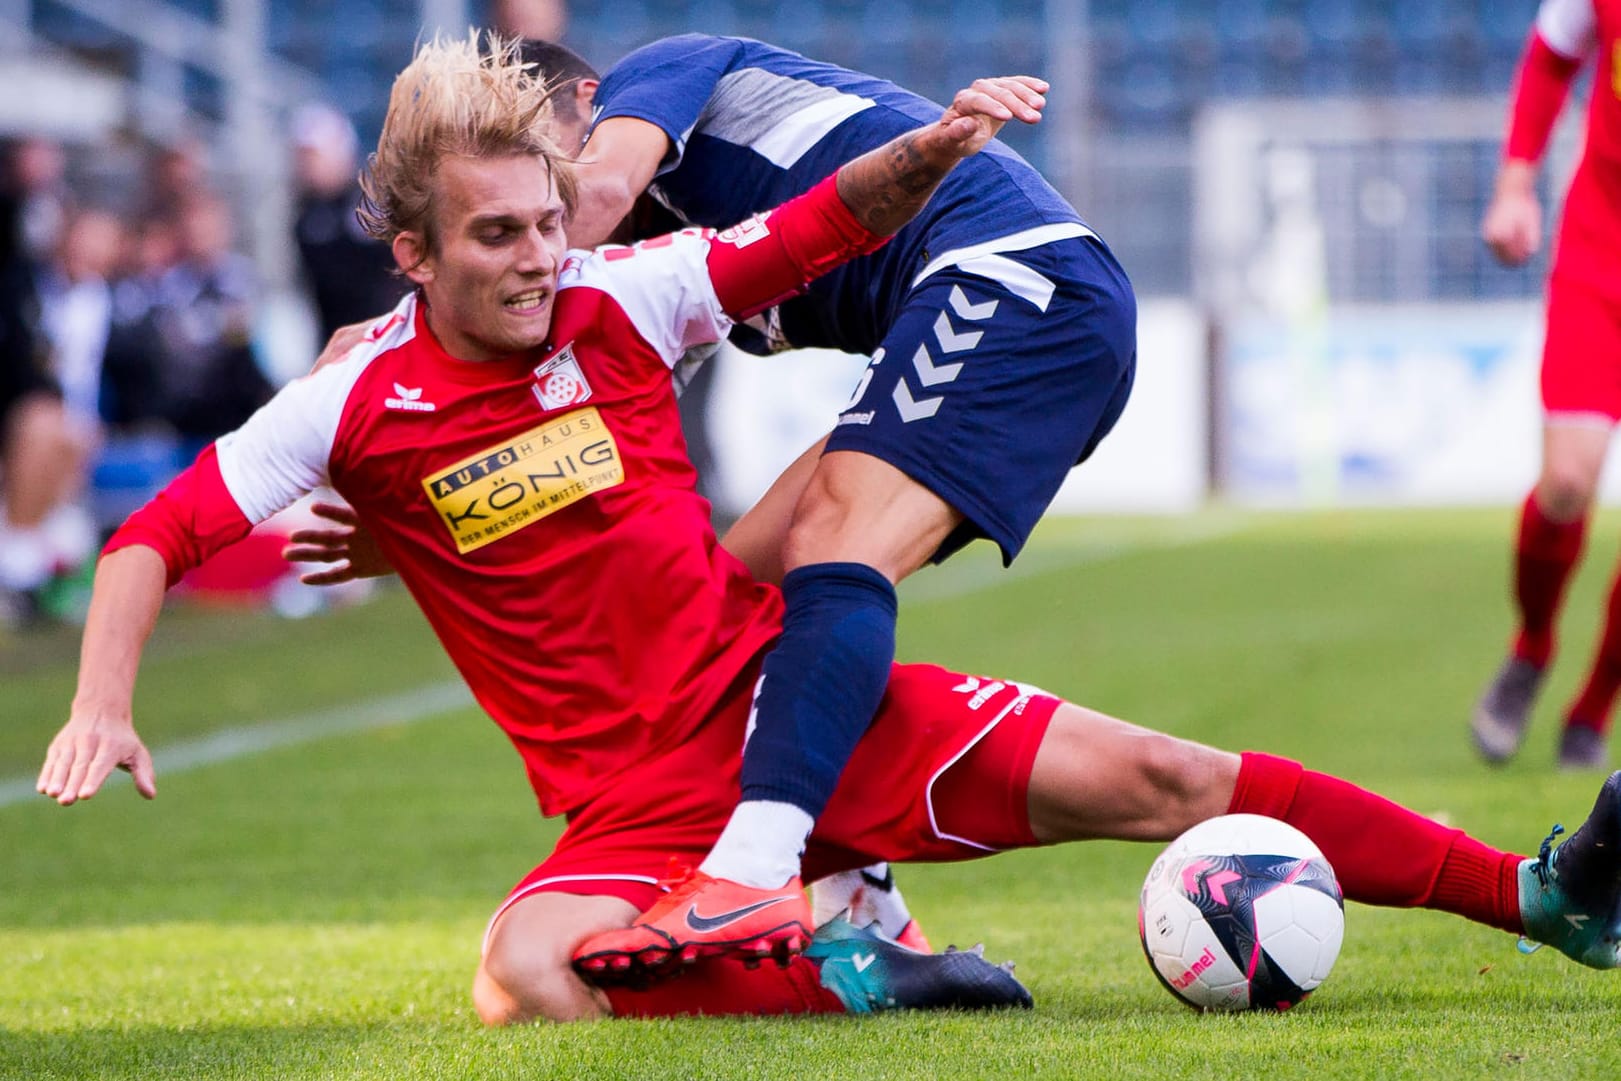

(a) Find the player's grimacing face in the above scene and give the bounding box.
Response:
[399,153,569,363]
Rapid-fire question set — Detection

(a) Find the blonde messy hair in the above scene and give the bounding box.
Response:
[357,32,578,258]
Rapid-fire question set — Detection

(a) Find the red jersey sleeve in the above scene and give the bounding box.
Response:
[102,444,253,588]
[705,171,888,320]
[1505,29,1585,163]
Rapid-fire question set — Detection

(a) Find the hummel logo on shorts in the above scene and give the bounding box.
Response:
[683,896,795,933]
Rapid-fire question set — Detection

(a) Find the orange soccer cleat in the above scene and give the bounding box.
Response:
[574,868,814,985]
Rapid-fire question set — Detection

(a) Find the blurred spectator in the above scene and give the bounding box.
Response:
[0,144,94,628]
[100,216,180,430]
[489,0,567,40]
[38,208,122,428]
[150,193,272,446]
[144,135,211,223]
[0,136,70,268]
[291,103,405,340]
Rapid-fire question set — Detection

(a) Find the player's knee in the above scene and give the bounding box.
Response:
[1131,733,1238,832]
[474,938,607,1025]
[1537,468,1597,522]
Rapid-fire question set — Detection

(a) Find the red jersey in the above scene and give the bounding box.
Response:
[1512,0,1621,294]
[106,178,887,815]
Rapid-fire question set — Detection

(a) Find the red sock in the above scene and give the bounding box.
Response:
[1512,492,1587,667]
[1229,753,1524,933]
[602,956,845,1018]
[1565,561,1621,736]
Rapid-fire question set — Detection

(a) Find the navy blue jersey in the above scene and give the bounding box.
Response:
[591,34,1089,356]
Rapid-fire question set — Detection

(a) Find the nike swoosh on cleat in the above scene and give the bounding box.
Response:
[684,896,796,933]
[852,952,877,973]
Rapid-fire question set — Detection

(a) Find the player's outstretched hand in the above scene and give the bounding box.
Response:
[1482,160,1541,267]
[37,712,156,806]
[928,76,1048,161]
[283,500,396,585]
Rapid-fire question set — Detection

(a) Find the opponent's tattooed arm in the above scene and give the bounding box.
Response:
[835,75,1050,236]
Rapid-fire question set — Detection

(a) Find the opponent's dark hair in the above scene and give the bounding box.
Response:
[517,39,601,121]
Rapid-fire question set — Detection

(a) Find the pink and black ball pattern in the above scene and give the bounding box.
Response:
[1139,815,1346,1012]
[1162,853,1340,1010]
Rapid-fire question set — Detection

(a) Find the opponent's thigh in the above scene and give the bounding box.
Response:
[474,891,638,1025]
[1025,702,1239,844]
[783,449,963,580]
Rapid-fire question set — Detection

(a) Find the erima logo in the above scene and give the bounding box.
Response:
[385,384,436,412]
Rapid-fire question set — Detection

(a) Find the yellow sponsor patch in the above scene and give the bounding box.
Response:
[422,407,623,554]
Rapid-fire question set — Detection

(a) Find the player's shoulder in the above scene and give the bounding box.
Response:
[291,295,421,409]
[1537,0,1600,56]
[559,231,714,294]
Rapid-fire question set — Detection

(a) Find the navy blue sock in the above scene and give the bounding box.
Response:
[740,561,899,817]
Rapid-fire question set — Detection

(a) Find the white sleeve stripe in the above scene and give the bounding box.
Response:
[216,342,382,522]
[217,294,415,521]
[1536,0,1596,59]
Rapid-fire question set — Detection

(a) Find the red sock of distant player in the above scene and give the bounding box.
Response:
[602,956,845,1018]
[1564,557,1621,737]
[1512,492,1587,667]
[1229,752,1523,933]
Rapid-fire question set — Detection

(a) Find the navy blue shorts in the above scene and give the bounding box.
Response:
[825,230,1136,564]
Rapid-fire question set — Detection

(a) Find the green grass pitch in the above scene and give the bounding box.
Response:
[5,508,1621,1079]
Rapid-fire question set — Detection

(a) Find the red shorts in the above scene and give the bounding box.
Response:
[1542,271,1621,423]
[485,661,1060,939]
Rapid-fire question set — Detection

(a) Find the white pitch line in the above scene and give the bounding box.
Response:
[0,680,474,809]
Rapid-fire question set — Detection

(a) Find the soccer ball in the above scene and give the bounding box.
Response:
[1138,814,1344,1012]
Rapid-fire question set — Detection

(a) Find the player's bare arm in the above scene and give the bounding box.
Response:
[37,546,165,805]
[567,116,670,249]
[836,76,1047,236]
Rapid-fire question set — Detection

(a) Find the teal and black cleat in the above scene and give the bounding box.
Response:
[1518,770,1621,969]
[806,915,1033,1015]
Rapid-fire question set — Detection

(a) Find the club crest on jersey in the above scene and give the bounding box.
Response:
[532,344,592,412]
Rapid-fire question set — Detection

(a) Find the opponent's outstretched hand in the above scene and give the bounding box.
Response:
[282,500,395,585]
[925,76,1048,161]
[311,319,374,374]
[837,75,1049,238]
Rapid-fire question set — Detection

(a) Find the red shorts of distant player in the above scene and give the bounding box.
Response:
[1542,270,1621,424]
[483,661,1059,948]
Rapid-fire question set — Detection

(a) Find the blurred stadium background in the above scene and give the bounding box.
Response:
[2,0,1588,555]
